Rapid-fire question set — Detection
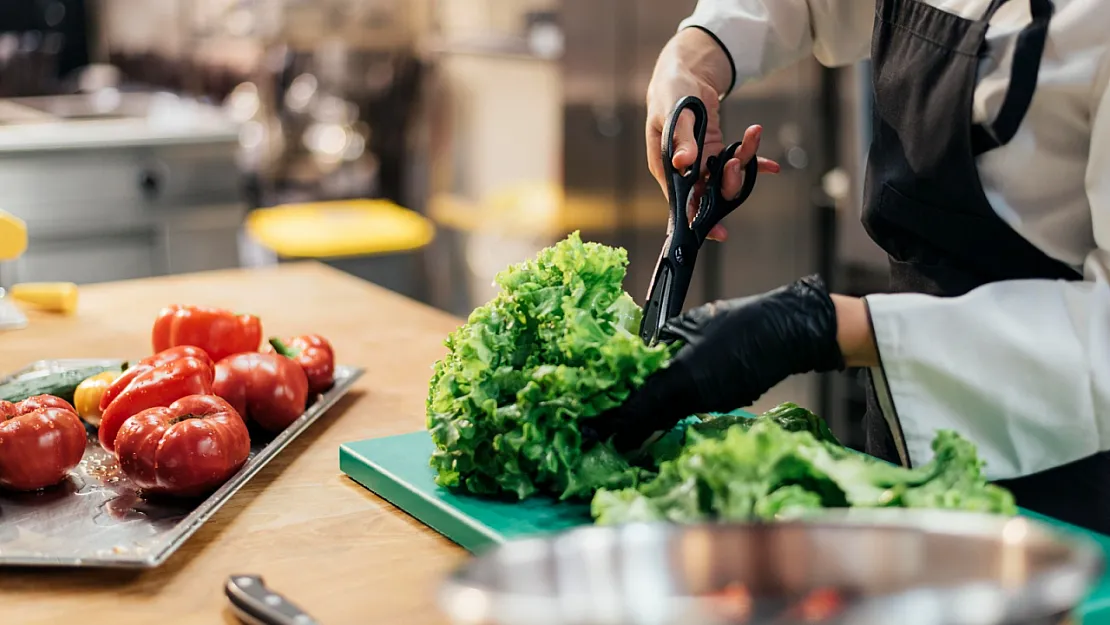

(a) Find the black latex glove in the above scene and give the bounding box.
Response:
[588,275,845,451]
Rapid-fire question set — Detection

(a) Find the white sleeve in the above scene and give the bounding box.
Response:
[863,77,1110,481]
[679,0,873,91]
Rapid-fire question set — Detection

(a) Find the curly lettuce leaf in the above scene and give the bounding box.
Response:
[900,430,1017,513]
[591,418,1016,524]
[689,403,840,446]
[427,232,671,500]
[642,403,839,467]
[754,486,824,520]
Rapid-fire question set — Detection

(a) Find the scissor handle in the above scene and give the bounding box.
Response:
[641,96,761,345]
[691,140,759,243]
[662,95,709,235]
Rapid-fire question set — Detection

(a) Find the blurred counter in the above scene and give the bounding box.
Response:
[0,92,237,150]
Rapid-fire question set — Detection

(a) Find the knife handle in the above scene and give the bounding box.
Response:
[225,574,319,625]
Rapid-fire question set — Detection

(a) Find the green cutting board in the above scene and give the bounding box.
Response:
[339,431,1110,622]
[340,431,592,549]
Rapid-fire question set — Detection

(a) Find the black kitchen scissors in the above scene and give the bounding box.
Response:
[638,95,759,344]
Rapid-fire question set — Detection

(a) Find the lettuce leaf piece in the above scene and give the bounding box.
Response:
[899,430,1017,513]
[427,232,672,500]
[690,403,840,445]
[754,486,825,520]
[592,418,1017,524]
[639,415,706,466]
[591,489,667,525]
[639,403,840,468]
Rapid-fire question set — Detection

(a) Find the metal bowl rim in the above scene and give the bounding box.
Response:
[439,512,1105,624]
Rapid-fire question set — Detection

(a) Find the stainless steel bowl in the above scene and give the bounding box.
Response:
[439,510,1103,625]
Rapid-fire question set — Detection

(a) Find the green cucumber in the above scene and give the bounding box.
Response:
[0,363,127,404]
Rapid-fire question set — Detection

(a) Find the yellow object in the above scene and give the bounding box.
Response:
[427,183,670,237]
[74,370,121,427]
[9,282,79,314]
[0,210,28,261]
[245,199,435,259]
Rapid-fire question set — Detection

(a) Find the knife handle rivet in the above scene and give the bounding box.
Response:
[236,577,255,586]
[264,594,282,606]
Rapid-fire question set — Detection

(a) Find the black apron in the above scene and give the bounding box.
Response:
[859,0,1110,533]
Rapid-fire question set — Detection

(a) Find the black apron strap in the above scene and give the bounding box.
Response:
[971,0,1055,155]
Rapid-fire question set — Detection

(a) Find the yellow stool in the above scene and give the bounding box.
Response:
[243,200,436,300]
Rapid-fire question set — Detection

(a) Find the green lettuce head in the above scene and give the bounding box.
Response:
[426,232,671,500]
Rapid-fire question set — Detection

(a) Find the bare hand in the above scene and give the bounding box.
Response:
[646,29,781,241]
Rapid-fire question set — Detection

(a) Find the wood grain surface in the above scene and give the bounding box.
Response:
[0,263,467,625]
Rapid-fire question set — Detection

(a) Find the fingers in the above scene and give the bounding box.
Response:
[647,108,706,199]
[646,125,667,197]
[649,114,779,246]
[588,358,703,452]
[719,160,747,202]
[732,125,762,168]
[720,126,782,201]
[685,179,703,223]
[719,125,761,200]
[670,109,699,172]
[719,157,782,199]
[757,157,782,173]
[709,223,729,242]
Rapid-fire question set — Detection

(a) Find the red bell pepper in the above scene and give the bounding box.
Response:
[152,305,262,362]
[213,352,308,433]
[98,356,215,452]
[267,335,335,395]
[114,394,251,497]
[99,346,213,412]
[0,395,87,491]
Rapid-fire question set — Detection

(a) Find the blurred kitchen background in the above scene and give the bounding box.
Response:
[0,0,890,449]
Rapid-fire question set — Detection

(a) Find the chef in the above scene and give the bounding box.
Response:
[591,0,1110,533]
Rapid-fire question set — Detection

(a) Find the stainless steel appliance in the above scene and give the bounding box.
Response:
[439,511,1103,625]
[0,91,245,285]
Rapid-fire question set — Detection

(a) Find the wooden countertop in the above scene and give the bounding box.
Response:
[0,263,467,625]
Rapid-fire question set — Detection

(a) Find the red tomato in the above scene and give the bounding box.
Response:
[213,352,309,433]
[98,356,215,452]
[114,394,251,497]
[99,345,213,412]
[0,395,87,491]
[152,305,262,362]
[265,334,335,395]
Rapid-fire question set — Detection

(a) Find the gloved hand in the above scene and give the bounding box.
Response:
[588,275,845,451]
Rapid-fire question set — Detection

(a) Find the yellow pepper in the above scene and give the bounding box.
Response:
[73,370,121,427]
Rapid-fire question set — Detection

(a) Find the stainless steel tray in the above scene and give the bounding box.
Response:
[0,358,364,568]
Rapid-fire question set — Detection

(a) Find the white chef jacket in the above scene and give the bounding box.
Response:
[680,0,1110,479]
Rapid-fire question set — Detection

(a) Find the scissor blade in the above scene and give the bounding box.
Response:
[639,263,674,344]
